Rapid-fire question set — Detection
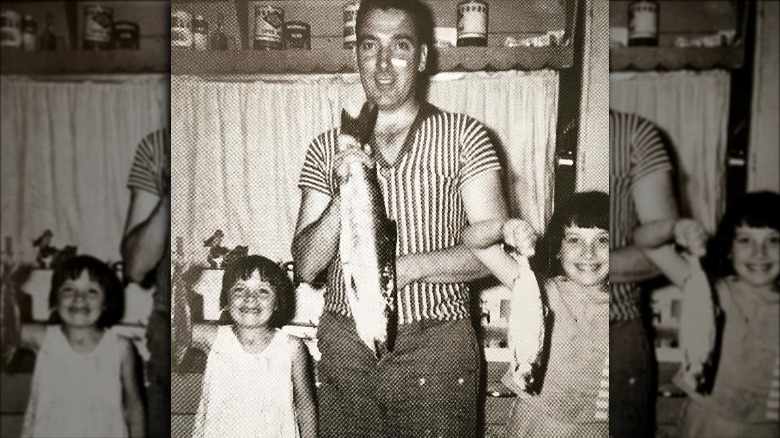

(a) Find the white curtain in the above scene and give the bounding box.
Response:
[576,0,610,193]
[748,1,780,193]
[609,71,731,233]
[1,75,169,263]
[171,70,559,265]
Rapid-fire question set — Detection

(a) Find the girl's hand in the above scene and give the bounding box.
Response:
[673,219,708,257]
[502,219,537,257]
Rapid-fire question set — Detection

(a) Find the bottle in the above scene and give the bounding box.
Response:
[192,14,208,51]
[456,0,488,47]
[21,14,36,50]
[38,12,57,51]
[209,12,228,50]
[628,0,659,47]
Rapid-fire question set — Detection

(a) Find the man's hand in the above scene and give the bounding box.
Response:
[673,219,708,257]
[502,219,537,257]
[334,134,374,184]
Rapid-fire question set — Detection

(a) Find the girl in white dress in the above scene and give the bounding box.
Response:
[191,255,317,438]
[8,255,145,437]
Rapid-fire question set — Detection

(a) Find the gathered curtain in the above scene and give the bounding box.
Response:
[609,70,731,234]
[0,75,169,264]
[171,70,560,265]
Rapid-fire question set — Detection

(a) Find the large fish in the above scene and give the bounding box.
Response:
[336,102,397,358]
[678,255,718,393]
[501,253,547,395]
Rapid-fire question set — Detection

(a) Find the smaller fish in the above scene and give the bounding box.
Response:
[679,255,718,394]
[502,254,547,395]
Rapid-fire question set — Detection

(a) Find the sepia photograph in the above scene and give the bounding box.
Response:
[1,1,170,437]
[169,0,608,437]
[608,1,778,437]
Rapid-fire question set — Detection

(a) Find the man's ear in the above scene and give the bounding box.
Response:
[418,44,428,72]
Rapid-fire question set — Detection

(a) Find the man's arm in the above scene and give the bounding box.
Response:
[396,171,510,289]
[610,171,689,286]
[291,189,340,284]
[121,189,169,284]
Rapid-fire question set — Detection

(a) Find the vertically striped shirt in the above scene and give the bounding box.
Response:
[298,103,502,324]
[609,111,673,321]
[127,127,171,313]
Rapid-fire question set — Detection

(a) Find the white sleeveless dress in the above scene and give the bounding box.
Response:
[194,327,299,438]
[22,326,128,438]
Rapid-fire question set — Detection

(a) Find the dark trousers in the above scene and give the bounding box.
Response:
[317,312,480,438]
[146,310,171,438]
[610,318,656,438]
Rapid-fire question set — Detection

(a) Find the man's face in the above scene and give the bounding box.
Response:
[356,8,427,111]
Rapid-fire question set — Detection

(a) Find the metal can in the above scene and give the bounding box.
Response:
[628,0,659,46]
[83,5,113,50]
[171,10,192,48]
[343,0,360,49]
[192,14,208,51]
[1,10,22,48]
[456,0,488,47]
[112,21,139,50]
[283,21,311,50]
[253,4,284,50]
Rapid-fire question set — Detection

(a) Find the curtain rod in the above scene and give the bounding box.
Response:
[1,74,169,84]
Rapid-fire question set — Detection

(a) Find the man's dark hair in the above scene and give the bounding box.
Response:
[356,0,435,49]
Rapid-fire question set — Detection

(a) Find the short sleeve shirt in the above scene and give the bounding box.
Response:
[298,103,502,324]
[127,128,170,313]
[609,110,673,321]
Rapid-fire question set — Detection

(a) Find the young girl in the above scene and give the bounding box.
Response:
[634,191,779,437]
[464,191,610,437]
[10,255,146,437]
[189,255,317,438]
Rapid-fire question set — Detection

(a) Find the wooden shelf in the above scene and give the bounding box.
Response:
[0,46,169,75]
[171,45,573,75]
[610,47,744,72]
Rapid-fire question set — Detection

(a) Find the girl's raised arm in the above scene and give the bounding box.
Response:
[291,338,317,438]
[633,218,708,288]
[191,323,218,356]
[119,338,146,437]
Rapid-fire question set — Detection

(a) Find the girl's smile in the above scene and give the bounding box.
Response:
[56,271,106,328]
[560,226,609,287]
[731,226,779,289]
[228,272,277,327]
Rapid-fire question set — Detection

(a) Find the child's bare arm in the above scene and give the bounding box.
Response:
[633,219,708,288]
[291,338,317,438]
[119,338,146,437]
[191,323,218,356]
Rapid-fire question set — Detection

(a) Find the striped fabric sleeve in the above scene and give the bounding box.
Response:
[298,130,336,196]
[459,116,502,184]
[629,114,673,185]
[127,129,165,196]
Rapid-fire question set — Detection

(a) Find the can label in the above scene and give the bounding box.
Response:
[254,5,284,44]
[171,10,192,47]
[84,5,113,43]
[457,1,488,39]
[343,0,360,48]
[629,2,658,40]
[1,10,22,48]
[284,22,311,49]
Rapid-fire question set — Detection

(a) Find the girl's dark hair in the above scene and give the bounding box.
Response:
[530,191,609,281]
[708,191,780,278]
[219,255,295,328]
[48,255,124,328]
[356,0,435,49]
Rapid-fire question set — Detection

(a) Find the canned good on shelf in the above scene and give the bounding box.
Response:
[254,4,284,50]
[343,0,360,49]
[1,10,22,48]
[83,5,113,50]
[171,10,192,48]
[283,21,311,50]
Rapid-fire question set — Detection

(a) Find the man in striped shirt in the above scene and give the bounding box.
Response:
[121,127,170,438]
[293,0,510,436]
[609,110,686,437]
